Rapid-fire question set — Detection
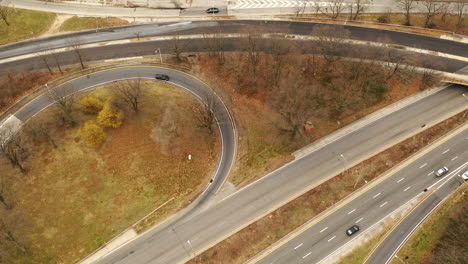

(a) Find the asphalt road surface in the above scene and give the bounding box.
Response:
[1,20,467,59]
[365,171,466,264]
[257,126,468,264]
[11,65,236,217]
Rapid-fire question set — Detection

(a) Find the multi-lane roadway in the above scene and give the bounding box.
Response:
[255,125,468,264]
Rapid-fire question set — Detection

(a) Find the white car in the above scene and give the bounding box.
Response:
[461,170,468,181]
[435,167,449,177]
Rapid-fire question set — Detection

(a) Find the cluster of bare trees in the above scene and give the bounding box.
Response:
[113,78,143,113]
[395,0,466,27]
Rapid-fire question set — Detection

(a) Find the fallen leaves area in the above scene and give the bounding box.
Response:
[0,82,219,263]
[190,53,435,187]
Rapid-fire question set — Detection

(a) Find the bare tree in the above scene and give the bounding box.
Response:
[0,178,10,210]
[0,131,27,173]
[40,52,53,74]
[312,25,351,64]
[113,79,143,113]
[170,36,188,62]
[245,32,262,77]
[0,1,12,26]
[455,1,466,27]
[25,120,57,148]
[68,39,86,69]
[202,33,226,64]
[312,1,322,15]
[395,0,417,25]
[192,94,218,135]
[322,0,345,19]
[421,0,446,28]
[294,1,307,17]
[349,0,370,20]
[0,216,26,253]
[272,74,319,139]
[267,39,290,86]
[47,86,76,126]
[51,52,64,74]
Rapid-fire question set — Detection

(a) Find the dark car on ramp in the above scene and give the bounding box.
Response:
[155,74,170,81]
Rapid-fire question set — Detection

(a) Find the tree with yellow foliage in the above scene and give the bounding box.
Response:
[80,96,104,114]
[82,120,106,147]
[97,102,124,128]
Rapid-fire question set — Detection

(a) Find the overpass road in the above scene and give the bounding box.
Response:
[255,125,468,264]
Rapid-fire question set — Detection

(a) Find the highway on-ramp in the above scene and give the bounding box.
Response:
[9,65,237,217]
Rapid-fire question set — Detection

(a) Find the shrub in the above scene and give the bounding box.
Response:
[377,15,390,24]
[82,120,106,147]
[80,96,103,114]
[97,102,124,128]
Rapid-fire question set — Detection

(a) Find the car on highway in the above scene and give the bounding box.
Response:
[461,170,468,181]
[346,225,360,236]
[435,166,449,177]
[206,7,219,13]
[155,74,170,81]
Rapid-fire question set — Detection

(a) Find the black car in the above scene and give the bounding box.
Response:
[346,225,360,236]
[206,7,219,13]
[155,74,170,81]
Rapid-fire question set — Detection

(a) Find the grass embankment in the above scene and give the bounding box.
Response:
[389,184,468,264]
[0,82,219,263]
[59,16,129,32]
[188,110,466,263]
[0,7,55,45]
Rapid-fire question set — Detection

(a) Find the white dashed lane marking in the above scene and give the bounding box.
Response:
[294,243,303,249]
[397,178,405,183]
[443,149,450,154]
[320,227,328,233]
[373,193,381,198]
[348,209,356,215]
[328,236,336,242]
[380,202,388,207]
[452,156,458,161]
[303,252,312,259]
[403,186,411,192]
[356,217,363,223]
[427,171,434,176]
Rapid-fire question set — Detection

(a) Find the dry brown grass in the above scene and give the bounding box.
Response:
[188,112,466,264]
[0,82,219,263]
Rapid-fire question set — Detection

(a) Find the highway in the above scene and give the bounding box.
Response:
[365,171,466,264]
[0,19,466,264]
[91,85,467,264]
[255,125,468,264]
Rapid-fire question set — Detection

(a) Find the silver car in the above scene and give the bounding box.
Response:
[461,170,468,181]
[435,167,449,177]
